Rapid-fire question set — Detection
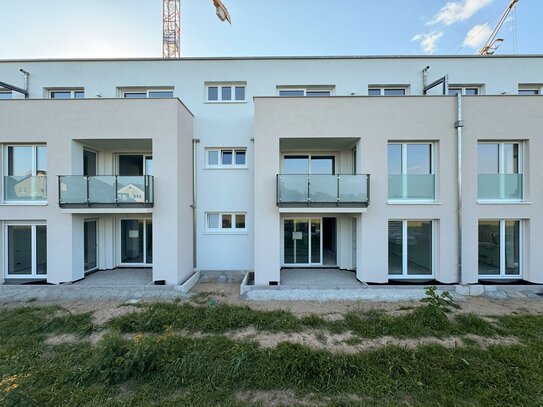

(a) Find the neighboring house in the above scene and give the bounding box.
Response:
[0,55,542,288]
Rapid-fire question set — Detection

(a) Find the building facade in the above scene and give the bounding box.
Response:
[0,55,542,287]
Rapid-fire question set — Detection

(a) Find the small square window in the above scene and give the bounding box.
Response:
[221,214,232,229]
[235,86,245,101]
[236,214,245,229]
[208,150,219,165]
[208,213,219,229]
[51,91,72,99]
[222,151,233,165]
[368,89,381,96]
[222,87,232,101]
[208,87,219,101]
[235,150,246,165]
[74,91,85,98]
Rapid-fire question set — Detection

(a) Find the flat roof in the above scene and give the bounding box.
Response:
[0,54,542,63]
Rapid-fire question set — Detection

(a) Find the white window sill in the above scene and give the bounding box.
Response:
[1,202,48,206]
[204,101,247,104]
[387,200,440,205]
[204,230,248,235]
[477,200,530,205]
[204,166,248,170]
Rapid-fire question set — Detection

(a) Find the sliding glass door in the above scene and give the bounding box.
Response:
[283,218,321,266]
[120,219,152,266]
[84,220,98,272]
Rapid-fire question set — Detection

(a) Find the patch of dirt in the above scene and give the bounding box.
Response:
[235,390,324,407]
[45,333,79,346]
[223,327,521,353]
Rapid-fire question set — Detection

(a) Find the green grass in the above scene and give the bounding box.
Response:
[1,303,543,406]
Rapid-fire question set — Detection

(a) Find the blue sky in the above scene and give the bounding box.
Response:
[0,0,541,59]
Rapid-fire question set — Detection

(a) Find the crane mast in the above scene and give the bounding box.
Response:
[163,0,231,58]
[479,0,519,55]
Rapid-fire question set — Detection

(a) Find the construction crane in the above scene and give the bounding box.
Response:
[163,0,231,58]
[479,0,519,55]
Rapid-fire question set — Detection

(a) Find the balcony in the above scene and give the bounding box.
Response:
[4,176,47,202]
[277,174,370,207]
[478,174,523,201]
[59,175,154,208]
[388,174,435,201]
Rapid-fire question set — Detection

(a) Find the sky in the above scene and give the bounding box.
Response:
[0,0,541,59]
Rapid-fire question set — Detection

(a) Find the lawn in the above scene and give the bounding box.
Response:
[1,295,543,406]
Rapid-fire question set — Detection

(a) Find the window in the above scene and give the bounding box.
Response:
[277,88,333,97]
[368,87,407,96]
[206,148,247,168]
[49,89,84,99]
[388,220,433,277]
[206,212,246,232]
[122,89,174,98]
[3,145,47,202]
[518,85,541,95]
[448,86,480,95]
[477,142,522,200]
[206,83,246,102]
[0,90,12,99]
[387,143,435,201]
[478,220,521,277]
[4,224,47,278]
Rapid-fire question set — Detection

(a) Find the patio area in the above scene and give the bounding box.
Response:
[74,268,153,286]
[280,268,365,289]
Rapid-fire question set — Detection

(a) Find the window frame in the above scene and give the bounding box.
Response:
[388,219,435,279]
[205,83,247,103]
[3,144,47,204]
[277,87,334,97]
[477,141,523,202]
[205,148,247,169]
[448,86,481,96]
[121,89,174,99]
[518,84,542,95]
[387,142,435,203]
[478,219,523,279]
[368,86,409,96]
[205,212,247,233]
[3,221,47,279]
[48,89,85,99]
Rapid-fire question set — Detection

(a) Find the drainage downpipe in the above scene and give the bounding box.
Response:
[455,94,464,283]
[192,138,200,269]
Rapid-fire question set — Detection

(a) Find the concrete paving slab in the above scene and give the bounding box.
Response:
[74,268,153,286]
[280,269,364,289]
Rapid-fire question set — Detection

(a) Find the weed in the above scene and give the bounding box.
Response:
[420,285,461,313]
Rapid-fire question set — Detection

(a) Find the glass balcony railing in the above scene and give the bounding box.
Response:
[388,174,435,201]
[277,174,370,207]
[59,175,154,207]
[478,174,523,200]
[4,176,47,202]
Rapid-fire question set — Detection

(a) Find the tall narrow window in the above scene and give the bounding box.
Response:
[477,142,522,200]
[388,220,433,277]
[478,220,521,277]
[388,143,434,201]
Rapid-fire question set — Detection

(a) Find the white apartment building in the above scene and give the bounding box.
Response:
[0,55,542,288]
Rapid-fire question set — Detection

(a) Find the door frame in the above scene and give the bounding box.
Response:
[281,217,323,267]
[116,153,153,176]
[118,218,152,267]
[84,219,99,273]
[3,221,47,279]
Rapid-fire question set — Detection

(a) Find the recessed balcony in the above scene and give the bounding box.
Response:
[58,175,154,208]
[277,174,370,207]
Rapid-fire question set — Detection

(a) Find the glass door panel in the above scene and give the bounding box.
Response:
[284,220,295,264]
[478,221,500,275]
[406,221,432,275]
[283,156,309,174]
[505,220,520,275]
[119,155,144,176]
[146,220,153,264]
[7,146,33,176]
[145,156,153,176]
[83,150,97,176]
[36,225,47,275]
[310,219,321,264]
[295,220,309,264]
[121,220,144,263]
[7,226,32,275]
[310,156,335,174]
[84,221,97,271]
